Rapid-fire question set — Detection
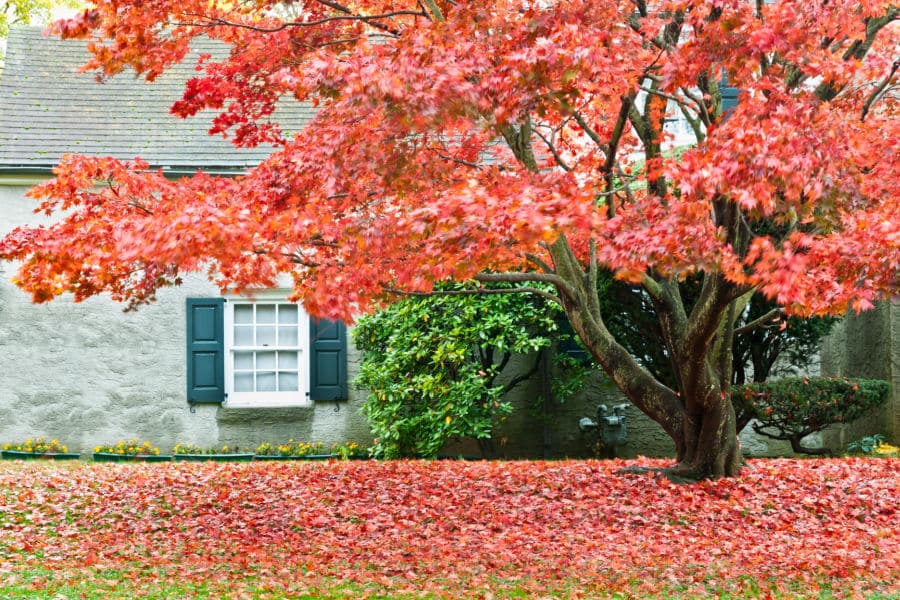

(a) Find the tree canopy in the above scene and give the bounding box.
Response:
[1,0,897,478]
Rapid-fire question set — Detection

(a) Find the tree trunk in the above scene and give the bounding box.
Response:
[548,236,745,480]
[675,393,743,478]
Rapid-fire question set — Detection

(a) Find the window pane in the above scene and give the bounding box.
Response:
[257,372,277,392]
[234,305,254,325]
[279,304,298,324]
[278,351,298,370]
[257,305,276,324]
[234,325,254,346]
[234,372,254,392]
[257,326,276,346]
[278,326,298,346]
[278,372,299,391]
[234,352,253,370]
[257,351,276,370]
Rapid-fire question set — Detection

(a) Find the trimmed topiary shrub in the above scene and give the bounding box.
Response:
[733,377,890,455]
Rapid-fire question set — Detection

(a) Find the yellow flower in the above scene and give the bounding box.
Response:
[875,443,899,455]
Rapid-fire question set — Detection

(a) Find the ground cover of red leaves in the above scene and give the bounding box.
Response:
[0,458,897,598]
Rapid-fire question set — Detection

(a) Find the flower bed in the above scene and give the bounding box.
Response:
[92,439,171,462]
[251,440,369,460]
[1,437,80,460]
[172,443,253,462]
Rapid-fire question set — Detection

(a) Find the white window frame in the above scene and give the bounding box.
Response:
[223,293,311,408]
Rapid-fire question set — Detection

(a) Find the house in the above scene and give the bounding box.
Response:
[0,27,375,453]
[1,27,893,458]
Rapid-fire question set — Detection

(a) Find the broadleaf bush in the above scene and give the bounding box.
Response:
[353,282,558,459]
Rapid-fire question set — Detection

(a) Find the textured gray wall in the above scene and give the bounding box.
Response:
[820,301,899,446]
[0,184,371,454]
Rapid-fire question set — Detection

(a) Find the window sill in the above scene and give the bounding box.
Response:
[223,400,314,409]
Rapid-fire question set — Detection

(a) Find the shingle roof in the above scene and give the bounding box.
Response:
[0,26,315,174]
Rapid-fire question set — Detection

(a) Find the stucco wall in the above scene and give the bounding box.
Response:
[0,183,372,454]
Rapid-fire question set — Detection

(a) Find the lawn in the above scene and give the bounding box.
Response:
[0,458,897,599]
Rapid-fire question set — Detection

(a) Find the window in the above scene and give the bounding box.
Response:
[185,296,348,406]
[225,300,310,406]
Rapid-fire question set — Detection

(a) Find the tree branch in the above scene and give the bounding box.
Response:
[815,8,898,101]
[613,163,636,206]
[419,0,445,22]
[385,284,561,306]
[525,253,554,274]
[431,150,481,169]
[475,271,577,301]
[680,87,712,127]
[533,128,572,171]
[601,93,635,218]
[571,111,608,152]
[861,60,899,122]
[176,2,423,36]
[734,307,782,336]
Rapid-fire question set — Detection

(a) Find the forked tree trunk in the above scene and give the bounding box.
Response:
[548,238,745,480]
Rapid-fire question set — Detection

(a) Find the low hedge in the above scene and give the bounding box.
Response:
[733,376,890,455]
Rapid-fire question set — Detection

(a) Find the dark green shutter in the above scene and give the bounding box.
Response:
[309,318,347,401]
[186,298,225,403]
[720,73,740,121]
[721,85,740,117]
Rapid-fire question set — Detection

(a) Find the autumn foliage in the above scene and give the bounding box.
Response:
[0,459,897,598]
[0,0,897,478]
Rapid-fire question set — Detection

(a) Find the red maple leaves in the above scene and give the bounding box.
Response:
[0,459,896,597]
[0,0,894,320]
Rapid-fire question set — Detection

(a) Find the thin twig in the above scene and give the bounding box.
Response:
[533,128,572,171]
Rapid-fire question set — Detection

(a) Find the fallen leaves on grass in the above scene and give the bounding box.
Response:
[0,458,897,598]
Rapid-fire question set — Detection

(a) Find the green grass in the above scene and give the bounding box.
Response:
[2,567,898,600]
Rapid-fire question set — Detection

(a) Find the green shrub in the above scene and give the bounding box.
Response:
[353,281,558,459]
[733,377,889,455]
[846,434,886,455]
[846,434,900,457]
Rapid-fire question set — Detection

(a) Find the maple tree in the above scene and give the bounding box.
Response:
[0,0,897,478]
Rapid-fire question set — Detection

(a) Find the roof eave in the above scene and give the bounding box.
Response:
[0,165,248,185]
